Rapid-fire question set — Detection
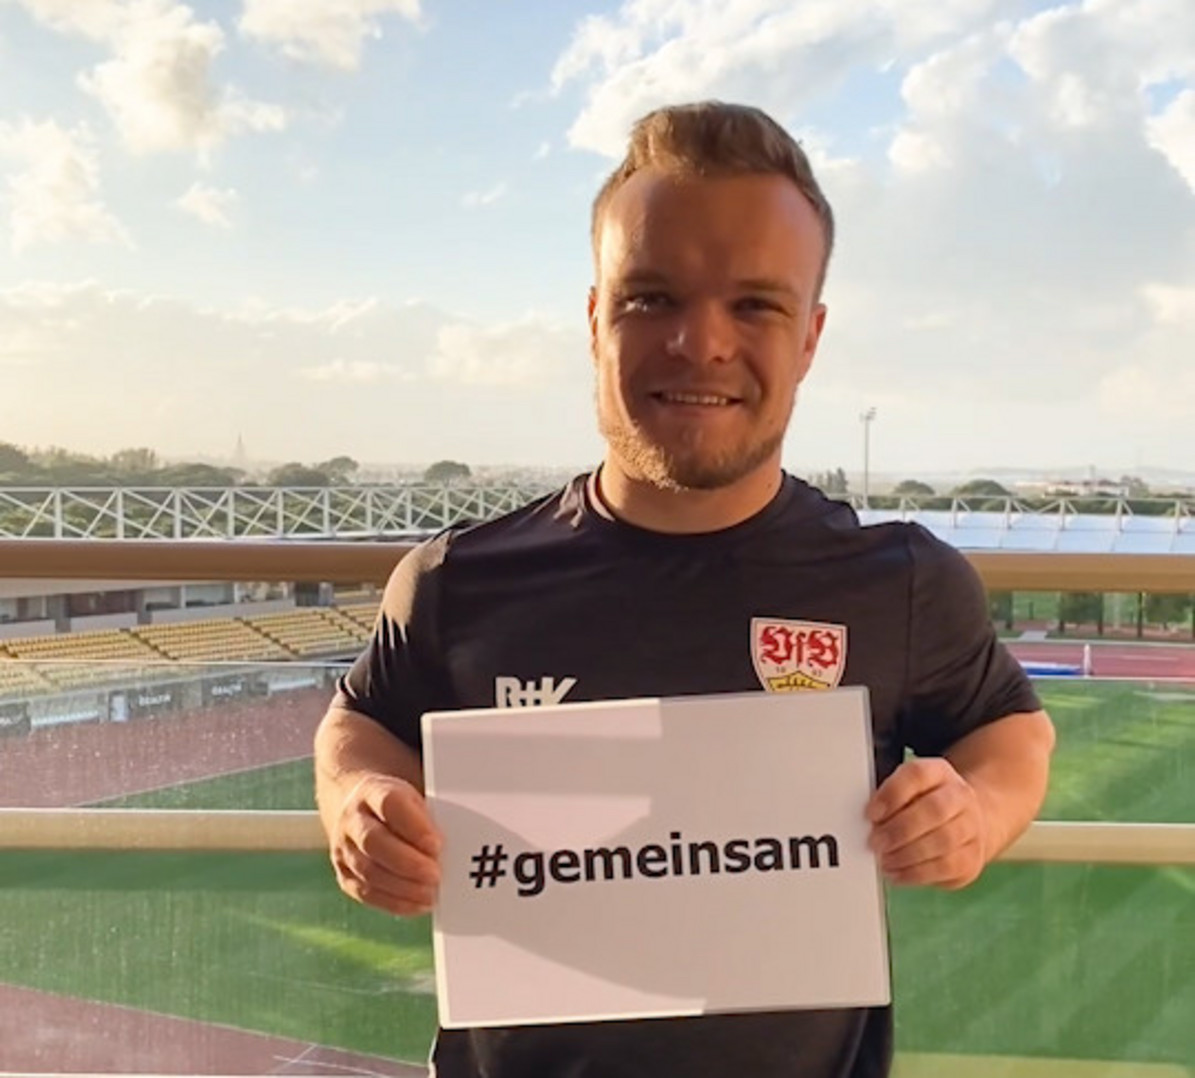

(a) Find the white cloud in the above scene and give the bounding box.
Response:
[551,0,1010,157]
[175,181,238,228]
[1140,282,1195,326]
[1096,363,1195,422]
[239,0,421,70]
[461,182,507,208]
[0,118,130,253]
[534,140,551,160]
[427,316,582,386]
[13,0,287,156]
[8,0,129,38]
[0,283,596,465]
[299,358,414,382]
[1147,89,1195,193]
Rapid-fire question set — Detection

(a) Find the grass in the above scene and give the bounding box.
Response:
[0,679,1191,1068]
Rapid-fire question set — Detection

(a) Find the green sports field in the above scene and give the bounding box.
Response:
[0,679,1191,1069]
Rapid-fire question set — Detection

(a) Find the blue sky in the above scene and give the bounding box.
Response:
[1,0,1193,481]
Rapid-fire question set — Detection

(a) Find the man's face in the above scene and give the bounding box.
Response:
[589,170,827,492]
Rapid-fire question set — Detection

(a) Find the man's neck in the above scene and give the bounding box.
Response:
[594,460,784,534]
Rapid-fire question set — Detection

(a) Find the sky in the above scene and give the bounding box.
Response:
[0,0,1193,480]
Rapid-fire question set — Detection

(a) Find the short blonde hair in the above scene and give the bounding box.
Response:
[591,101,835,295]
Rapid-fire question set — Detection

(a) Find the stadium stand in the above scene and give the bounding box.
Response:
[243,609,366,658]
[131,618,292,663]
[330,602,378,633]
[2,629,161,663]
[1,629,164,689]
[0,603,380,684]
[0,658,49,695]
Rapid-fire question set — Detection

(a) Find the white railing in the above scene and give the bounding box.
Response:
[1,811,1192,864]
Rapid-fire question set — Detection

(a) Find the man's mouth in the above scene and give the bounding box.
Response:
[651,391,741,407]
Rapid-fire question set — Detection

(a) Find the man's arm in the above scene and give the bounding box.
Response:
[866,709,1055,889]
[314,705,442,916]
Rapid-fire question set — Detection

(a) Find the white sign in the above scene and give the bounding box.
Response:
[422,688,889,1029]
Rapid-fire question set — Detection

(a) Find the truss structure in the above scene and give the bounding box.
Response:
[0,484,553,540]
[0,486,1191,551]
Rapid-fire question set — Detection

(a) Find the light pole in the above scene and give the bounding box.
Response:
[860,407,877,508]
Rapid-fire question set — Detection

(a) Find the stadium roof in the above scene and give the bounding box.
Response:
[857,508,1195,554]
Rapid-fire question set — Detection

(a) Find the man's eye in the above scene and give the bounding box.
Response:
[621,292,671,312]
[736,296,780,314]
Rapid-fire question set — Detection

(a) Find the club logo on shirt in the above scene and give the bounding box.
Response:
[751,618,847,692]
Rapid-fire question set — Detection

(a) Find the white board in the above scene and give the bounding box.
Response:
[423,688,889,1028]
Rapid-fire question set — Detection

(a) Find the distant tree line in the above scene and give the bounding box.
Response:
[0,441,480,488]
[988,589,1194,641]
[805,471,1189,515]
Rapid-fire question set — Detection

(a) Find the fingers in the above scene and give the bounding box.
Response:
[870,783,975,858]
[880,835,985,890]
[334,841,439,916]
[867,757,987,890]
[331,774,443,917]
[341,805,441,887]
[866,756,956,824]
[360,778,443,859]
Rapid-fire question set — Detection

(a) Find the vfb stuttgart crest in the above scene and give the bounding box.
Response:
[751,618,847,692]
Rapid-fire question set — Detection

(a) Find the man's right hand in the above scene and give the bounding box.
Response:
[327,773,443,917]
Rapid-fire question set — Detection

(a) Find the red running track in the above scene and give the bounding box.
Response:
[1008,640,1195,680]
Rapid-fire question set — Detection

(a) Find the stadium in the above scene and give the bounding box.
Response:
[0,483,1192,1074]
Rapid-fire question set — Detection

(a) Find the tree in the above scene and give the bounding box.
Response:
[317,455,359,485]
[31,446,110,484]
[268,462,330,487]
[952,478,1011,498]
[424,460,471,483]
[0,441,31,477]
[155,462,244,486]
[893,479,935,497]
[988,590,1014,631]
[1058,592,1104,635]
[1144,593,1192,631]
[1118,475,1150,497]
[811,467,849,495]
[110,447,159,476]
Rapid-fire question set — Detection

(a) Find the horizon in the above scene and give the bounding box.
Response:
[3,435,1195,493]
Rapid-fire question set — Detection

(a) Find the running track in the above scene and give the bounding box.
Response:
[1008,640,1195,680]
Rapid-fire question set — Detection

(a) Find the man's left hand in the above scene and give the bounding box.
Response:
[865,757,988,889]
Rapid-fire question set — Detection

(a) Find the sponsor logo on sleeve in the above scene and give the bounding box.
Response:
[751,618,847,692]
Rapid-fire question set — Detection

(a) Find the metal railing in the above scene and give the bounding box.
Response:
[0,810,1191,865]
[2,540,1194,591]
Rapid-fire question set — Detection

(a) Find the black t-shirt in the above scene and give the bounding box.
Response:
[336,473,1041,1078]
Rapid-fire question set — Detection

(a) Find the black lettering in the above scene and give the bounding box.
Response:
[549,849,582,883]
[636,844,668,878]
[513,851,545,896]
[688,840,720,875]
[669,831,684,875]
[789,834,840,869]
[583,846,632,881]
[722,839,752,873]
[753,837,784,871]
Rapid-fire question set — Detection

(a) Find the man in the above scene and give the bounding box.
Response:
[315,101,1055,1077]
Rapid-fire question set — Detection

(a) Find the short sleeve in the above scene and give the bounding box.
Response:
[332,534,454,752]
[901,526,1041,757]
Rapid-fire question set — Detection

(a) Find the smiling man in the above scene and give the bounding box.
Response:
[314,101,1055,1077]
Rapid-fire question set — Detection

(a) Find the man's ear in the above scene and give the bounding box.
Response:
[796,302,828,384]
[587,286,599,361]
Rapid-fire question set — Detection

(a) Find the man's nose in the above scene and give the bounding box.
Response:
[664,301,736,364]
